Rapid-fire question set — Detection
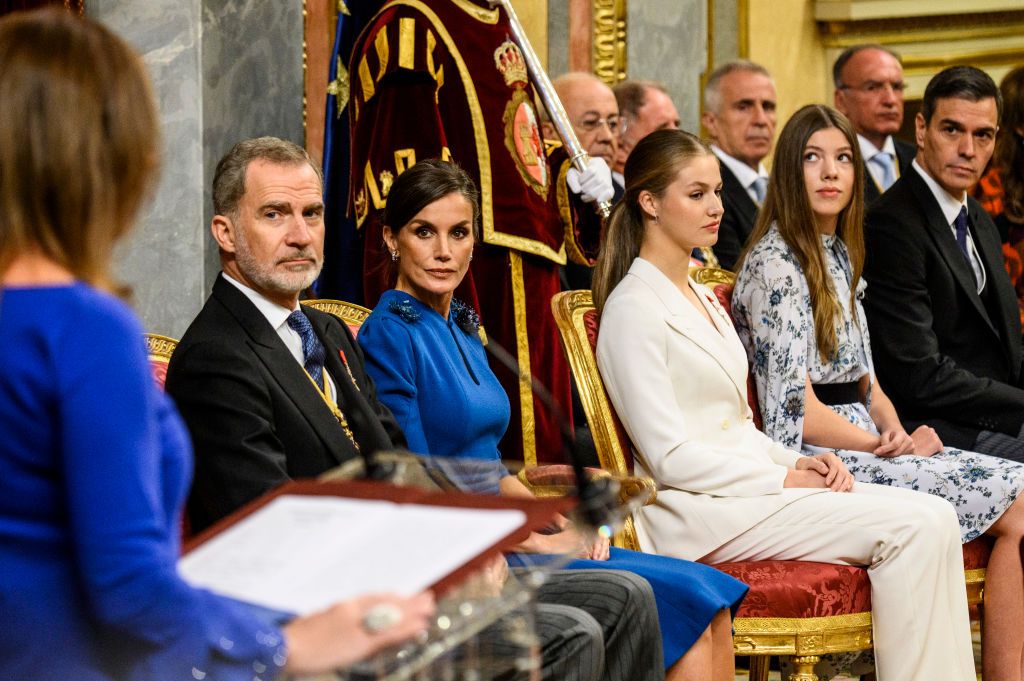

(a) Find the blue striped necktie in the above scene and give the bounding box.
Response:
[287,310,326,390]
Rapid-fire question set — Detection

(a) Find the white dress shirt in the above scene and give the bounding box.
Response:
[857,134,899,191]
[911,161,986,294]
[711,145,769,204]
[222,272,338,400]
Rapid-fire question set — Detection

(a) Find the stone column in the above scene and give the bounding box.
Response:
[88,0,304,338]
[627,0,707,132]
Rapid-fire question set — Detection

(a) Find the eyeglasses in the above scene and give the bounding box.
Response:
[578,115,621,134]
[837,80,907,96]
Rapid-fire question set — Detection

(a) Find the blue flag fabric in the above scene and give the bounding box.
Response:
[316,2,386,303]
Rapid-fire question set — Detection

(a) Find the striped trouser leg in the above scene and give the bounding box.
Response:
[536,569,664,681]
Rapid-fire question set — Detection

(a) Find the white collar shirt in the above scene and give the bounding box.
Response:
[911,161,986,293]
[712,145,768,204]
[222,272,338,399]
[857,134,899,190]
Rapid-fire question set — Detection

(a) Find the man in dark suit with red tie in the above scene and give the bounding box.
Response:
[833,44,916,205]
[864,66,1024,461]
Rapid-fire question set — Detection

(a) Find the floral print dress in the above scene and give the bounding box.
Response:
[732,226,1024,542]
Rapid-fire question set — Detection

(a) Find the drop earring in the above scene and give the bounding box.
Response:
[390,250,399,262]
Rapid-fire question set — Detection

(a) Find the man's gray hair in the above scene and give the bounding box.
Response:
[613,79,669,120]
[212,137,322,219]
[703,60,773,114]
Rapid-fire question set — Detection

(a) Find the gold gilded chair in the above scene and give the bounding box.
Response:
[692,267,993,616]
[550,288,874,681]
[302,299,372,337]
[144,333,178,391]
[144,333,190,540]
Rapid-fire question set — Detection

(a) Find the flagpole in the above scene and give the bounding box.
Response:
[497,0,612,218]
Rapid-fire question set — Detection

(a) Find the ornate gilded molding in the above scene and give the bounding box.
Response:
[302,298,372,328]
[302,0,308,145]
[737,0,749,58]
[820,10,1024,44]
[592,0,627,85]
[902,46,1024,71]
[144,333,179,361]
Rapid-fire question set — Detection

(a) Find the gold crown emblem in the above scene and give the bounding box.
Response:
[494,40,528,88]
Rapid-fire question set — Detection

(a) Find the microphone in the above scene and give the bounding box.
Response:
[481,336,620,531]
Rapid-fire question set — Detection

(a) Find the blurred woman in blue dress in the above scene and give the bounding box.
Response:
[0,9,432,680]
[357,158,747,681]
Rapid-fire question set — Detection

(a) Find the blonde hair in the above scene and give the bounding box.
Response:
[0,8,160,291]
[592,129,713,313]
[737,104,865,361]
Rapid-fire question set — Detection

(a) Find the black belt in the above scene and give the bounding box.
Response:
[811,381,862,406]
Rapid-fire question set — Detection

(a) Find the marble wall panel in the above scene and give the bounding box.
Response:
[628,0,707,133]
[547,0,570,77]
[89,0,305,337]
[201,0,305,286]
[90,0,207,338]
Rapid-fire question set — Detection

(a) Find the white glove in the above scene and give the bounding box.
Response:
[566,157,614,205]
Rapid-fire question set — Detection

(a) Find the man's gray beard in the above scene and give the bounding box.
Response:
[235,243,322,298]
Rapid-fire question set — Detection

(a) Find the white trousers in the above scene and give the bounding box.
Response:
[701,482,975,681]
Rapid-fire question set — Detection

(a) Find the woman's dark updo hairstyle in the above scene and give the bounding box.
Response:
[383,159,481,240]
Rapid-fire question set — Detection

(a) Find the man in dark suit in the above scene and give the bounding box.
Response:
[611,80,680,188]
[833,44,916,205]
[167,137,666,681]
[701,61,777,270]
[864,66,1024,461]
[166,138,401,533]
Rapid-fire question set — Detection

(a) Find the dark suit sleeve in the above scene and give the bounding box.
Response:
[166,340,293,531]
[714,210,746,271]
[864,205,1024,435]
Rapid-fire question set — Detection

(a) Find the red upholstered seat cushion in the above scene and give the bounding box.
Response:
[149,359,168,390]
[521,464,606,488]
[583,308,636,471]
[716,560,872,618]
[963,536,994,570]
[709,282,763,431]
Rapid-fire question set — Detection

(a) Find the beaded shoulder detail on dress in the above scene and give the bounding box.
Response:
[386,296,480,336]
[387,298,420,323]
[451,299,480,336]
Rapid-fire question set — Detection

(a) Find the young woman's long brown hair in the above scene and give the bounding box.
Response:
[736,104,865,361]
[0,8,160,291]
[993,66,1024,225]
[592,129,714,313]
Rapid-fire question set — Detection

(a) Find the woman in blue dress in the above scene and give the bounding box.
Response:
[732,103,1024,681]
[0,9,433,680]
[358,159,748,681]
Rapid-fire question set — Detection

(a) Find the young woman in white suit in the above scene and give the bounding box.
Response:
[593,128,975,681]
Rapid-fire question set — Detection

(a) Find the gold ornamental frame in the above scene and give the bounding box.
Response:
[591,0,627,85]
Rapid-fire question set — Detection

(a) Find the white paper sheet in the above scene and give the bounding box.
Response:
[178,495,526,616]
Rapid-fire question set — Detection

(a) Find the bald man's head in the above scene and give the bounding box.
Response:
[549,72,620,165]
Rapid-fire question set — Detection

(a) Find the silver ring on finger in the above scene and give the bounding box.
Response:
[362,604,402,634]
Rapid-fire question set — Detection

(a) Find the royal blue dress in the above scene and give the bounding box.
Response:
[0,283,288,681]
[359,289,748,666]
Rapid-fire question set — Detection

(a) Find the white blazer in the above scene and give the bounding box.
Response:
[596,257,826,561]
